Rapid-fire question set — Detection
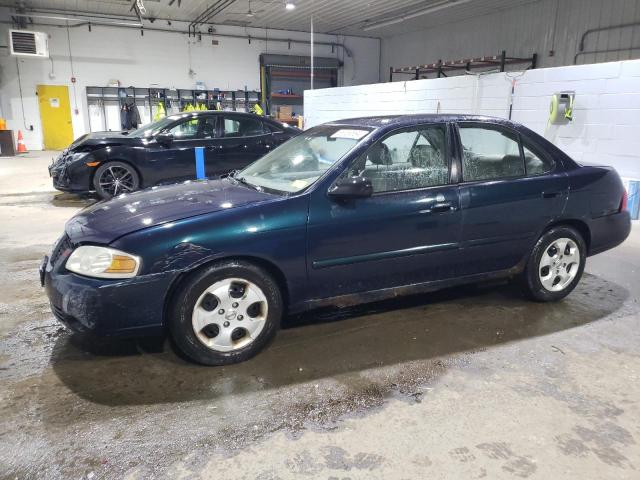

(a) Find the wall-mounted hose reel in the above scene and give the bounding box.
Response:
[549,91,575,125]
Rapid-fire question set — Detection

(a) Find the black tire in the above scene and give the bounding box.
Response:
[520,226,587,302]
[93,161,140,199]
[168,260,283,366]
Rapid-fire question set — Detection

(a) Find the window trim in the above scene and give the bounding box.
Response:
[335,122,453,196]
[456,121,528,184]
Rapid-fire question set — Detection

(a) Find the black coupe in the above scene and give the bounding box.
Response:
[49,111,300,199]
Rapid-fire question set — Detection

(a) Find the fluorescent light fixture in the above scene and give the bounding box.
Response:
[285,1,296,10]
[362,0,473,31]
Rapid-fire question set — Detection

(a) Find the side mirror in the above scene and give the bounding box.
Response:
[328,176,373,200]
[156,132,174,146]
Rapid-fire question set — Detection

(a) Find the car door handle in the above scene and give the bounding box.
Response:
[542,191,561,199]
[428,202,454,213]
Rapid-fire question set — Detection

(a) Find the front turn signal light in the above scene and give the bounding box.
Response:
[105,255,138,273]
[85,161,101,167]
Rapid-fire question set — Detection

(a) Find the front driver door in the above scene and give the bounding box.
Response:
[146,116,208,183]
[307,123,463,300]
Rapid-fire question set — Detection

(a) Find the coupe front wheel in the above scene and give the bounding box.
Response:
[93,161,140,199]
[168,260,283,365]
[521,226,586,302]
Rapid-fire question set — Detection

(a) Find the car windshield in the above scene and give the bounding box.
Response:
[127,115,183,138]
[237,125,371,194]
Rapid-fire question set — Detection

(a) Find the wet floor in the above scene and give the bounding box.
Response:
[1,154,639,479]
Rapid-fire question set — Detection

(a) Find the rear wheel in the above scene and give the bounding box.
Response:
[521,226,586,302]
[168,260,282,365]
[93,161,140,199]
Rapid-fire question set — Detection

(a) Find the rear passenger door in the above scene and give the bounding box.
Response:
[213,115,275,173]
[456,122,568,275]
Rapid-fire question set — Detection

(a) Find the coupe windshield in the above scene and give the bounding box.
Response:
[128,115,183,138]
[237,125,371,194]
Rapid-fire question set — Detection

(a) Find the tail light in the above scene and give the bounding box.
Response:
[620,189,628,212]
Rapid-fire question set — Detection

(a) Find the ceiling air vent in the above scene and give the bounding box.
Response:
[9,30,49,58]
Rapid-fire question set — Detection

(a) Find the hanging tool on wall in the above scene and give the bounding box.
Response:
[544,91,576,140]
[508,78,516,120]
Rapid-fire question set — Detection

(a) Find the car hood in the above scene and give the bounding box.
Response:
[65,178,277,244]
[68,131,142,151]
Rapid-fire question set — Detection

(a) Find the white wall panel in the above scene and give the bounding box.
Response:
[305,59,640,179]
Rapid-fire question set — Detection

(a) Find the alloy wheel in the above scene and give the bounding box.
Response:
[538,237,580,292]
[191,277,269,352]
[98,165,136,197]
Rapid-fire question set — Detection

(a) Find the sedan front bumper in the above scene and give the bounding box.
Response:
[42,243,176,336]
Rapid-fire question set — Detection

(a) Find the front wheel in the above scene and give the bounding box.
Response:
[520,226,586,302]
[93,161,140,199]
[168,260,283,366]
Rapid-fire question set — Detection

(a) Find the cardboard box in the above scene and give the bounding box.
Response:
[277,106,293,120]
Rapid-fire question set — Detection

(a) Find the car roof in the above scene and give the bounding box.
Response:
[167,110,295,127]
[171,110,260,118]
[324,114,517,129]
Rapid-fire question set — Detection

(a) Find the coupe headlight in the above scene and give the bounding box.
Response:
[69,152,89,162]
[65,246,141,279]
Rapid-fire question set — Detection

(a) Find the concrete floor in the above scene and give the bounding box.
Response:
[1,151,639,480]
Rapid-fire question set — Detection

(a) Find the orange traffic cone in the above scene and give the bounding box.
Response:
[17,130,27,153]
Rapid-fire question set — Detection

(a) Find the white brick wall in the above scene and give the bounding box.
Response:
[305,59,640,179]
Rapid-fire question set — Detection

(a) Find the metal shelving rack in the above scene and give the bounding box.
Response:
[260,54,340,122]
[389,51,538,81]
[85,86,262,132]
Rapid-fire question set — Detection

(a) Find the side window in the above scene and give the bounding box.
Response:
[342,125,448,193]
[222,116,265,137]
[459,125,524,181]
[263,122,283,134]
[200,116,217,138]
[523,143,554,175]
[167,118,200,139]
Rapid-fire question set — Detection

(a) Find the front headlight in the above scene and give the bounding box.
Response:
[68,152,89,162]
[65,246,141,279]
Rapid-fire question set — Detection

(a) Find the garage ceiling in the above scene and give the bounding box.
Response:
[1,0,539,37]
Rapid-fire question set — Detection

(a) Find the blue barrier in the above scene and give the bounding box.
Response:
[195,147,205,179]
[628,180,639,220]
